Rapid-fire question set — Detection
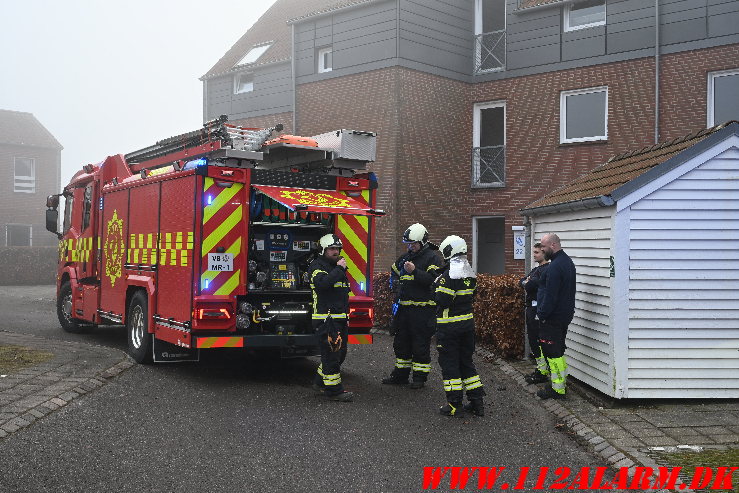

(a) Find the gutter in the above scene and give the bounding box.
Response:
[286,0,383,24]
[520,195,615,217]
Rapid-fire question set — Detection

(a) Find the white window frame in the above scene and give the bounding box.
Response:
[317,47,333,73]
[564,0,606,32]
[5,224,32,246]
[14,156,36,193]
[560,86,608,143]
[472,100,506,188]
[474,0,507,74]
[707,68,739,127]
[234,43,272,67]
[233,72,254,94]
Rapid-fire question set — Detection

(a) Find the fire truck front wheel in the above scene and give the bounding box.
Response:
[127,291,153,364]
[57,282,87,333]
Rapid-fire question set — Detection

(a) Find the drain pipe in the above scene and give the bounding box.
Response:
[654,0,660,144]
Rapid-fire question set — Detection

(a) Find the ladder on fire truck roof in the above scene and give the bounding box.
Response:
[123,115,375,176]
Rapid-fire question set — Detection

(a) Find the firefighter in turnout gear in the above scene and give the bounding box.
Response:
[434,235,485,417]
[308,234,353,402]
[382,223,442,389]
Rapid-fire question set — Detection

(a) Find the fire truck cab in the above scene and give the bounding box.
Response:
[46,117,382,363]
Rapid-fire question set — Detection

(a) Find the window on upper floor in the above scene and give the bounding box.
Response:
[474,0,506,73]
[560,86,608,143]
[6,224,32,247]
[317,47,333,73]
[564,0,606,32]
[472,101,506,187]
[234,43,272,67]
[234,72,254,94]
[14,157,35,193]
[707,69,739,127]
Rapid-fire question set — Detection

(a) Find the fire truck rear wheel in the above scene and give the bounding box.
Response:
[127,291,153,364]
[57,282,87,333]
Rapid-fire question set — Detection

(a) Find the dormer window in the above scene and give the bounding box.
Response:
[234,73,254,94]
[234,43,271,67]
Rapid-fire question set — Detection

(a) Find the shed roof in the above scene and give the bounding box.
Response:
[521,121,739,215]
[0,109,62,150]
[202,0,378,79]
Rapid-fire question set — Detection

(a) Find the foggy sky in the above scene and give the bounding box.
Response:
[1,0,277,188]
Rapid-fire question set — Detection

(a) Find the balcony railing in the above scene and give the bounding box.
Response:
[472,145,505,188]
[474,30,506,74]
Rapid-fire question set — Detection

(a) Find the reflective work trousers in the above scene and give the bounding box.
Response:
[436,319,485,403]
[390,306,435,382]
[314,322,348,395]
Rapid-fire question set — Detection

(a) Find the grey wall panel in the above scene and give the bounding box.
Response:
[334,5,397,33]
[508,32,560,52]
[396,0,474,76]
[334,19,396,43]
[507,24,561,43]
[608,27,656,53]
[399,38,473,73]
[563,25,605,41]
[336,29,397,52]
[563,35,606,61]
[507,43,560,70]
[400,23,471,55]
[507,11,561,35]
[709,10,739,38]
[401,0,472,31]
[661,17,708,45]
[334,38,397,69]
[608,14,656,34]
[661,5,706,24]
[660,0,706,16]
[316,26,332,39]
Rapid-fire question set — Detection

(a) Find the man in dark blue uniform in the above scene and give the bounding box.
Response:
[536,233,576,400]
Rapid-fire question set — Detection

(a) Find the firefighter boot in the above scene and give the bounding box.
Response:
[463,398,484,417]
[524,370,549,385]
[409,380,425,389]
[327,391,354,402]
[382,374,409,385]
[439,401,464,417]
[536,387,565,400]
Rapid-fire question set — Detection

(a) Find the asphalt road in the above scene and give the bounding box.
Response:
[0,286,608,492]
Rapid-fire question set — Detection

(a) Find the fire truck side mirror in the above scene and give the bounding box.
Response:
[46,209,60,237]
[46,194,60,209]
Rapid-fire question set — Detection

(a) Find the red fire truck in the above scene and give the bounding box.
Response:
[45,116,382,363]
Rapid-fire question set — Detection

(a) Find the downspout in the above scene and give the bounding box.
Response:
[291,23,297,133]
[654,0,660,144]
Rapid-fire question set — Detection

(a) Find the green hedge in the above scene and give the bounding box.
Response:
[0,247,58,285]
[372,272,525,360]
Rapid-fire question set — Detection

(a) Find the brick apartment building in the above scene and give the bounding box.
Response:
[200,0,739,276]
[0,110,62,247]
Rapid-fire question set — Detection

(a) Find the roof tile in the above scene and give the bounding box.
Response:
[524,122,737,211]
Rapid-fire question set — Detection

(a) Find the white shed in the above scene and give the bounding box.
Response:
[520,122,739,399]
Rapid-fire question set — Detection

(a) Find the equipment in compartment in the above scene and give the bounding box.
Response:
[247,225,326,292]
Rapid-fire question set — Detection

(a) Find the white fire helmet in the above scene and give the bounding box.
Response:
[319,233,343,254]
[440,235,467,261]
[402,223,429,245]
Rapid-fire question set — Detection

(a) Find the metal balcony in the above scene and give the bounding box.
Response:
[472,145,505,188]
[474,30,506,74]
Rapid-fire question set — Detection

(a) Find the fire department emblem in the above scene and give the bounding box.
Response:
[279,190,350,208]
[104,210,125,287]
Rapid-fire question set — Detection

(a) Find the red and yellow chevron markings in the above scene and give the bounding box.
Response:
[337,190,370,296]
[201,177,244,295]
[348,334,373,344]
[196,336,244,348]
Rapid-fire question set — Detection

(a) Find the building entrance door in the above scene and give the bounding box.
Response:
[473,216,505,274]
